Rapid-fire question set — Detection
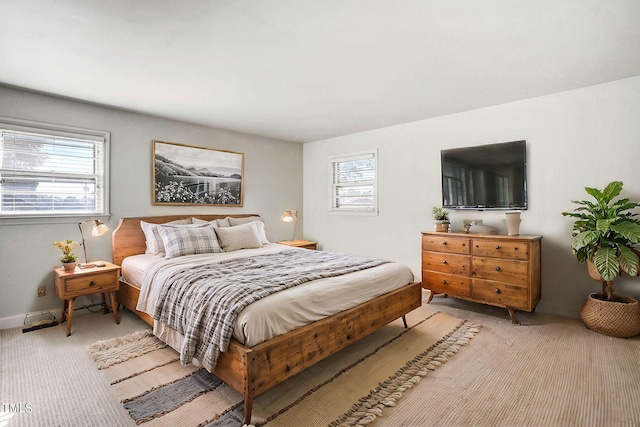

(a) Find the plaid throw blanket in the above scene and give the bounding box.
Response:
[152,249,389,371]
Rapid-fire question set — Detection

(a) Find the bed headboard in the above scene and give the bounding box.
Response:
[111,214,260,265]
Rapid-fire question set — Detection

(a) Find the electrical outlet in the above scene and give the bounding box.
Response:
[37,286,46,297]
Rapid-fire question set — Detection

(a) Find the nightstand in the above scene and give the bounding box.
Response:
[54,261,121,336]
[277,240,318,250]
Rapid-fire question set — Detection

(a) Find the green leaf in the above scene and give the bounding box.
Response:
[601,181,623,203]
[571,231,599,252]
[617,245,639,277]
[596,219,614,233]
[585,187,603,202]
[610,222,640,244]
[594,247,620,281]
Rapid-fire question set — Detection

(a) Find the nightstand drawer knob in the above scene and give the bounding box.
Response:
[89,280,96,287]
[495,266,501,271]
[442,260,447,264]
[441,241,447,245]
[442,280,447,284]
[495,288,501,294]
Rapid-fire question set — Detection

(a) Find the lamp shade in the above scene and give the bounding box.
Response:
[281,210,297,222]
[91,220,109,236]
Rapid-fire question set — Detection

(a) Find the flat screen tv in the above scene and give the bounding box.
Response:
[441,140,527,210]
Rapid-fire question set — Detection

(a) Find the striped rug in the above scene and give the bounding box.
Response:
[87,307,479,427]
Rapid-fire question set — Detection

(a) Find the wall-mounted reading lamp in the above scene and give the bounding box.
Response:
[280,210,298,242]
[78,219,110,268]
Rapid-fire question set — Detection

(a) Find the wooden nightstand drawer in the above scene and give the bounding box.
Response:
[64,270,118,296]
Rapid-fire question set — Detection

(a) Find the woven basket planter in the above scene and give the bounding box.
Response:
[580,293,640,338]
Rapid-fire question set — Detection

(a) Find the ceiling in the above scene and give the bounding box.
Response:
[2,1,640,143]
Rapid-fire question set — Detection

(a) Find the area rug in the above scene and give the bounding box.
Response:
[87,307,479,427]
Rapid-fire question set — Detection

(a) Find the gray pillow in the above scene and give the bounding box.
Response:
[228,216,269,244]
[214,222,263,252]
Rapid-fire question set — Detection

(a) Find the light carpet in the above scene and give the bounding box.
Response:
[87,308,479,427]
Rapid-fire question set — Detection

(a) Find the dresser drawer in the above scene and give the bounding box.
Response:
[472,257,529,285]
[63,271,119,296]
[422,251,471,276]
[472,240,529,260]
[422,271,471,297]
[472,278,528,308]
[422,235,470,255]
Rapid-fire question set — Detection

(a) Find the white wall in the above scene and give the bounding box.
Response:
[303,76,640,318]
[0,86,303,324]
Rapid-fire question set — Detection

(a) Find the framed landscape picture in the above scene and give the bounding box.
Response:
[153,140,244,206]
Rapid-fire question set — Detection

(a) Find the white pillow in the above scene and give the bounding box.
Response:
[157,224,222,258]
[191,217,216,225]
[228,216,269,244]
[228,216,262,226]
[214,222,263,252]
[191,217,231,227]
[217,217,232,227]
[141,218,192,255]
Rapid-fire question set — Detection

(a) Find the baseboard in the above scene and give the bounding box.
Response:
[0,304,103,331]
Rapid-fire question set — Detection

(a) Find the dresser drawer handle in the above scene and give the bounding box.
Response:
[89,280,96,287]
[442,280,447,285]
[442,260,447,265]
[441,241,447,246]
[495,245,500,249]
[495,288,501,294]
[495,266,501,271]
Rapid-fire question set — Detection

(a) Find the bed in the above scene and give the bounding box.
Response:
[112,214,421,425]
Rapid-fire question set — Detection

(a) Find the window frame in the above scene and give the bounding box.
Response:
[328,149,378,216]
[0,117,110,225]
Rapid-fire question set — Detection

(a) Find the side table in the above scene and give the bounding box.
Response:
[53,261,121,336]
[277,240,318,250]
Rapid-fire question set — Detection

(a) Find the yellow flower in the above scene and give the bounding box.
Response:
[54,239,79,263]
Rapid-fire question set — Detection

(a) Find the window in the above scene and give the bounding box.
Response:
[0,117,110,222]
[329,150,378,214]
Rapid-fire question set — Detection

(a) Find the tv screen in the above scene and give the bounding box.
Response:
[441,140,527,210]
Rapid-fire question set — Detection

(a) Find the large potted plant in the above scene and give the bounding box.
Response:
[562,181,640,337]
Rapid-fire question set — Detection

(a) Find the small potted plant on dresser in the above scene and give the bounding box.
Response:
[562,181,640,338]
[432,207,450,232]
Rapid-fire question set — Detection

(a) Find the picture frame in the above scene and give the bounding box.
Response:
[152,140,244,207]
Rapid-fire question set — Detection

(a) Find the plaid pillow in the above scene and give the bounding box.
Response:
[141,218,192,255]
[157,224,222,258]
[214,222,263,252]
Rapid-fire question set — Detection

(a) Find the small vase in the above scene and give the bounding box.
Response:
[505,211,521,236]
[62,262,77,271]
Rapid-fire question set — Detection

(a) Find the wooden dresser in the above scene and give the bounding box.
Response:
[421,231,542,324]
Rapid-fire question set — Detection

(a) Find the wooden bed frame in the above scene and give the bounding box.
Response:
[112,214,422,425]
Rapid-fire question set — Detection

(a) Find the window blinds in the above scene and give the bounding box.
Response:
[0,127,107,217]
[330,151,377,212]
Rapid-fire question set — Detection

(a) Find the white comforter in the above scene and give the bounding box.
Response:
[128,243,414,348]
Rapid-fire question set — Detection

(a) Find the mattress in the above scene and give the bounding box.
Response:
[123,243,414,348]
